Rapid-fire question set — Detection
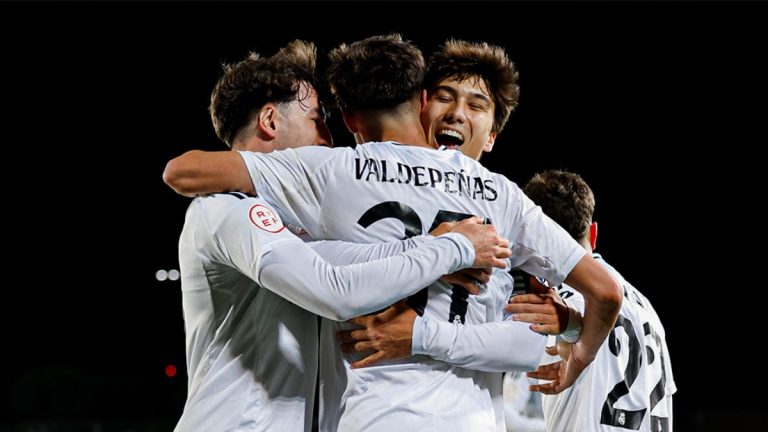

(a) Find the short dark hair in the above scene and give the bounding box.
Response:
[424,39,519,133]
[210,40,319,147]
[523,170,595,241]
[326,34,424,112]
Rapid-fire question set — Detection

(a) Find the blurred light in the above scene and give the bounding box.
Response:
[165,364,177,378]
[168,269,180,281]
[155,270,168,281]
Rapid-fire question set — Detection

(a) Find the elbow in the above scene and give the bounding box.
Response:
[163,152,200,197]
[328,299,364,321]
[598,275,623,313]
[318,305,355,322]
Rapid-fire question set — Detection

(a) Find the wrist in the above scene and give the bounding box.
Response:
[570,341,596,367]
[559,307,583,343]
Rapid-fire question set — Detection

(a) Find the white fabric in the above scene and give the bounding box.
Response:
[174,193,476,432]
[411,269,546,372]
[503,372,546,432]
[239,143,586,432]
[541,254,676,432]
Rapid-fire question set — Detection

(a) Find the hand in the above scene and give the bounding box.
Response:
[430,221,458,237]
[449,217,511,269]
[527,340,589,394]
[337,300,417,369]
[505,286,570,335]
[440,267,491,295]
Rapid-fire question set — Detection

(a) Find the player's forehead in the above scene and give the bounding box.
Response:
[433,75,492,100]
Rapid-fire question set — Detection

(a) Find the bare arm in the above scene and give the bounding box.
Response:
[534,253,621,393]
[163,150,253,196]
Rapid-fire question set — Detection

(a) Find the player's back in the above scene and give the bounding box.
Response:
[241,142,584,431]
[544,254,676,432]
[175,194,318,432]
[244,142,581,324]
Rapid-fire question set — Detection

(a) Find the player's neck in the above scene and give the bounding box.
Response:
[360,117,430,148]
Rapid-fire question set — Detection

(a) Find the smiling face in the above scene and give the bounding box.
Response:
[421,75,497,160]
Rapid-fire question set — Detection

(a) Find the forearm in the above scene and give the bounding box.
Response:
[309,236,432,265]
[412,316,546,372]
[163,150,253,196]
[258,233,474,321]
[564,255,622,362]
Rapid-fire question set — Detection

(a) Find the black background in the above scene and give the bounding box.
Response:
[2,1,766,431]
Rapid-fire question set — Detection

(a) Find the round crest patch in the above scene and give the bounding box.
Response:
[249,204,285,233]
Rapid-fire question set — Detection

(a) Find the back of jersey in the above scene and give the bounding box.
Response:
[241,142,584,432]
[243,142,583,326]
[544,255,676,431]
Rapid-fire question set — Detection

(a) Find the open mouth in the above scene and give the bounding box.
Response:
[435,129,465,150]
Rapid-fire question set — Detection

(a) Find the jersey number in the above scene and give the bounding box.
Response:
[358,202,480,323]
[600,315,670,431]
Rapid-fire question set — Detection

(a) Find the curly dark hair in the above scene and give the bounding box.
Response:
[210,40,319,147]
[523,170,595,241]
[326,34,424,112]
[424,39,519,133]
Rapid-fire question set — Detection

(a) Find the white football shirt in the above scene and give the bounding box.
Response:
[542,254,676,432]
[239,142,585,432]
[174,192,477,432]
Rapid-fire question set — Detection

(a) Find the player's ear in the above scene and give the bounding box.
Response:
[341,109,358,134]
[589,221,598,250]
[484,132,497,153]
[420,89,428,113]
[258,103,279,139]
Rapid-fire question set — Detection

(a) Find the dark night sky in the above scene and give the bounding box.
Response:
[2,1,766,430]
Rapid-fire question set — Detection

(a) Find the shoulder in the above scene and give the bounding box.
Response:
[192,193,288,235]
[191,192,267,219]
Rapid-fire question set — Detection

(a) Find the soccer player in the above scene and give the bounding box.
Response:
[164,35,622,432]
[171,40,512,432]
[333,39,579,431]
[523,170,676,431]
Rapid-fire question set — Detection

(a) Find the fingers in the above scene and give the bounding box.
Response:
[528,324,558,336]
[507,293,548,305]
[441,273,482,295]
[451,221,511,269]
[530,382,561,395]
[464,268,491,284]
[454,279,480,295]
[374,305,403,323]
[430,221,459,237]
[505,302,555,315]
[527,361,561,380]
[528,323,559,335]
[459,216,484,226]
[347,316,369,327]
[351,351,386,369]
[337,328,373,345]
[443,268,491,284]
[511,312,555,325]
[473,247,511,269]
[476,246,512,269]
[337,330,355,343]
[340,341,374,354]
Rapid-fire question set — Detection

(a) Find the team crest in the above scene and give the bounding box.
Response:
[249,204,285,233]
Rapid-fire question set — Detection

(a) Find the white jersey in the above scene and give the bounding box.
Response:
[175,192,477,432]
[542,254,676,432]
[503,372,546,432]
[240,142,585,432]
